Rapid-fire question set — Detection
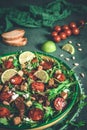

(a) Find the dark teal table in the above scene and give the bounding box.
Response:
[0,0,87,130]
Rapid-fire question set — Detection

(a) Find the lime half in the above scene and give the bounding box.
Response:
[41,41,56,53]
[62,43,75,55]
[34,70,49,83]
[1,69,17,83]
[19,51,35,64]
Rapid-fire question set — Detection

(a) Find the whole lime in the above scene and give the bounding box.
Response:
[41,41,56,53]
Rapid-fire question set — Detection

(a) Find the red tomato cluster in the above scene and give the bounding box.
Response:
[51,20,85,43]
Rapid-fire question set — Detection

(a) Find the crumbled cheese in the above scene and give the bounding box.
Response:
[12,93,19,100]
[23,117,30,121]
[23,93,29,99]
[64,89,70,93]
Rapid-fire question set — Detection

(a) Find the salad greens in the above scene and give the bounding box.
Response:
[0,51,81,129]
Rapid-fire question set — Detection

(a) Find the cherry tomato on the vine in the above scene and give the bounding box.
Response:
[54,25,61,32]
[53,35,61,43]
[62,25,69,30]
[72,28,80,35]
[69,22,77,29]
[59,32,67,40]
[51,31,58,37]
[64,29,72,36]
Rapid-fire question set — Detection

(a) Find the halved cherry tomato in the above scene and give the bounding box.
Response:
[4,60,14,69]
[55,73,66,82]
[54,97,66,111]
[31,82,45,92]
[0,107,10,117]
[10,74,22,85]
[0,92,12,101]
[28,108,43,121]
[41,61,53,70]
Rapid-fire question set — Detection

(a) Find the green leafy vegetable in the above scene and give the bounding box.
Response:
[0,0,87,33]
[0,118,9,125]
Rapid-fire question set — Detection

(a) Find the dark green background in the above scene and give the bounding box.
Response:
[0,0,87,130]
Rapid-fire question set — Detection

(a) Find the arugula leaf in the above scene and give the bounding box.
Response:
[0,118,9,125]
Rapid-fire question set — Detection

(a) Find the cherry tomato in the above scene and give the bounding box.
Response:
[0,92,12,101]
[51,31,58,37]
[69,22,77,29]
[54,73,66,82]
[53,35,61,43]
[10,74,23,85]
[54,25,61,32]
[0,107,10,117]
[54,97,66,111]
[4,60,14,69]
[59,32,67,40]
[41,61,53,70]
[72,28,80,35]
[62,25,69,30]
[79,20,85,26]
[28,108,43,121]
[31,82,45,92]
[64,29,72,36]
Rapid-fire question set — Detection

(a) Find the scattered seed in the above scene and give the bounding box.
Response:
[80,73,85,78]
[60,54,64,57]
[72,56,75,60]
[78,48,82,51]
[65,57,70,61]
[68,41,72,44]
[77,43,81,46]
[73,63,79,66]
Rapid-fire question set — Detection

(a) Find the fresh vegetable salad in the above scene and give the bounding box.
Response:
[0,51,78,129]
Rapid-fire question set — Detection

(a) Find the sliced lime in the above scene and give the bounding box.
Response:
[41,41,56,53]
[1,69,17,83]
[62,43,75,55]
[19,51,35,64]
[34,70,49,83]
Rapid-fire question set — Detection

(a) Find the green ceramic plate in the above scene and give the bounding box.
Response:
[0,51,80,130]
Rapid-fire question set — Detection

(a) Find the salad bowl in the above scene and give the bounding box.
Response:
[0,51,80,130]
